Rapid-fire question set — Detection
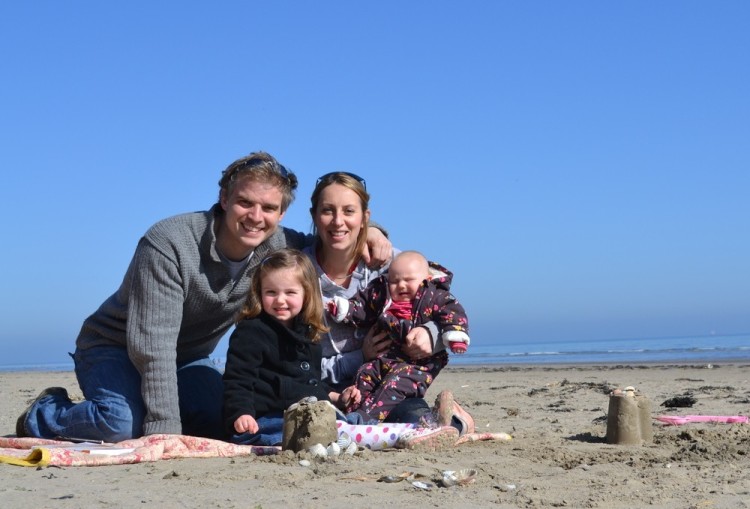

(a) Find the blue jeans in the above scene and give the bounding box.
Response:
[385,397,432,424]
[23,346,224,442]
[230,413,284,446]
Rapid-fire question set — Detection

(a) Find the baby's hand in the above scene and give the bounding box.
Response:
[341,385,362,410]
[449,341,467,354]
[326,300,338,315]
[326,296,349,322]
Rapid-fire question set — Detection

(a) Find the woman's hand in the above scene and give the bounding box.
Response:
[403,326,434,360]
[362,327,391,361]
[361,227,392,268]
[234,414,259,434]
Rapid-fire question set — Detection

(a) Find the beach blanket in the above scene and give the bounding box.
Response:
[0,434,279,468]
[337,421,416,450]
[2,425,513,467]
[656,415,749,426]
[335,421,512,450]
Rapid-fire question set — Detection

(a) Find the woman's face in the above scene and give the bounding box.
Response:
[313,183,370,255]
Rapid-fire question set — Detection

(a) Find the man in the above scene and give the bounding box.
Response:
[17,151,391,442]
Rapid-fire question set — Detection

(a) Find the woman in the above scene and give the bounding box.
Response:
[303,172,475,445]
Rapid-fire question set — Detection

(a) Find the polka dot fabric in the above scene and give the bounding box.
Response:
[336,421,415,450]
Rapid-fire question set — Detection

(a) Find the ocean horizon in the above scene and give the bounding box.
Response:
[2,332,748,373]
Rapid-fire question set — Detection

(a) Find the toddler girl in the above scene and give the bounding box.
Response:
[222,248,357,445]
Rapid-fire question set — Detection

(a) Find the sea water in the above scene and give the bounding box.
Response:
[1,333,748,372]
[456,332,750,365]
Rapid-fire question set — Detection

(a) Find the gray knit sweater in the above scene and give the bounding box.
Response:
[76,205,309,435]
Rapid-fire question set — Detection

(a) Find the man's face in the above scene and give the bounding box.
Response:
[218,177,285,260]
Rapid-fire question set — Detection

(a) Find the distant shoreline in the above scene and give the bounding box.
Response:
[3,358,749,374]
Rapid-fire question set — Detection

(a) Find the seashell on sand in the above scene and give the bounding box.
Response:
[337,432,352,448]
[326,442,341,456]
[307,443,327,458]
[442,468,478,487]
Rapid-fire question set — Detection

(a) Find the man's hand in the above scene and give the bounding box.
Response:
[403,326,434,360]
[361,227,392,268]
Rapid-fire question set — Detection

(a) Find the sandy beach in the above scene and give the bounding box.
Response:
[1,363,749,508]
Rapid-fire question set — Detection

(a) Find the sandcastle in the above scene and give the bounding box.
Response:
[605,386,653,445]
[281,397,337,453]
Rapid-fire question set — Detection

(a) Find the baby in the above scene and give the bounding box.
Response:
[328,250,469,423]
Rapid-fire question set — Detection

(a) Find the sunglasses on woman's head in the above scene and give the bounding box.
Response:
[316,172,366,190]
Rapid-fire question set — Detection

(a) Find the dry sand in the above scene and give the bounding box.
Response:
[1,363,749,508]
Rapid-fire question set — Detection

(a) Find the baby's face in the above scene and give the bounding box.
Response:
[387,254,429,302]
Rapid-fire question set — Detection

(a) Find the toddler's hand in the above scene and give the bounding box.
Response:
[234,414,259,434]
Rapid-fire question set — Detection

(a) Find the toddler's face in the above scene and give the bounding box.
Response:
[261,268,304,326]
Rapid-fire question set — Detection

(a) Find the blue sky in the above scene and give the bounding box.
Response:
[2,2,748,367]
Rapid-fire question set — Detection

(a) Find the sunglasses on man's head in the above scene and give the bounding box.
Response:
[316,171,366,190]
[230,157,289,178]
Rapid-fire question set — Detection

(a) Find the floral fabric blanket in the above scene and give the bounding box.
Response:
[0,434,279,467]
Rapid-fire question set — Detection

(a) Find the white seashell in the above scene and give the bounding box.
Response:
[337,432,352,448]
[307,443,327,458]
[411,481,433,490]
[326,442,341,456]
[442,468,478,487]
[344,442,359,456]
[299,460,311,467]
